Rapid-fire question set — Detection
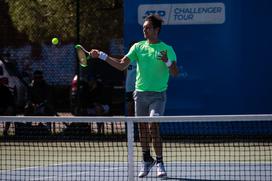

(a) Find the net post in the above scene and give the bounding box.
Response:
[127,119,135,181]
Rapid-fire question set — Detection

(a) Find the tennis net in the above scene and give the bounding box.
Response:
[0,115,272,180]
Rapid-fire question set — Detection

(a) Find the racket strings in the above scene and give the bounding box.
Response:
[77,48,88,67]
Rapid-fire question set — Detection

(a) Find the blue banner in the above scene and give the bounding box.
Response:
[124,0,272,116]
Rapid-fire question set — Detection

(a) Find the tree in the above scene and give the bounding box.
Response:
[0,1,28,47]
[5,0,123,50]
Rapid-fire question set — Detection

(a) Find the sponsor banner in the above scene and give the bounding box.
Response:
[138,3,225,25]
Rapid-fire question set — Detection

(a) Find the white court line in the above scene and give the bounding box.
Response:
[29,171,93,181]
[0,161,127,171]
[0,162,127,173]
[1,161,270,173]
[28,163,124,181]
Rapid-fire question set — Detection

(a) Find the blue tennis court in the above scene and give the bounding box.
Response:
[1,162,271,181]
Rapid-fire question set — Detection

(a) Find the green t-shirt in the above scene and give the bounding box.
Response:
[126,40,177,92]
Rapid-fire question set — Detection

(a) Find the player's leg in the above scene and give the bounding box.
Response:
[149,91,167,177]
[136,100,151,158]
[134,91,151,152]
[134,91,155,178]
[150,121,166,177]
[149,123,162,159]
[139,122,153,159]
[138,123,156,178]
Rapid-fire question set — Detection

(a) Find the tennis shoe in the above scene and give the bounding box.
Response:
[156,162,167,177]
[138,159,156,178]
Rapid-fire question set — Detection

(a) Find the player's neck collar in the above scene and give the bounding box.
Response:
[146,39,161,45]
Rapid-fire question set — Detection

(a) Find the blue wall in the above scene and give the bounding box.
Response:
[124,0,272,116]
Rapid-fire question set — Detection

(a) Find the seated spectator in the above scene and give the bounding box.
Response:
[24,70,50,115]
[86,76,111,134]
[64,76,111,136]
[0,77,15,136]
[23,70,54,133]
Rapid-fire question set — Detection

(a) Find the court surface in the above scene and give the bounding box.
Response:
[1,162,271,181]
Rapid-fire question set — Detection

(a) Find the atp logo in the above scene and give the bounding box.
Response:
[142,10,166,19]
[138,3,225,25]
[138,4,170,25]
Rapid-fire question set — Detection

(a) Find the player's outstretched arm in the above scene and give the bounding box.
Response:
[90,49,130,71]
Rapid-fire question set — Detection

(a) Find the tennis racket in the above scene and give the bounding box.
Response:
[75,44,91,67]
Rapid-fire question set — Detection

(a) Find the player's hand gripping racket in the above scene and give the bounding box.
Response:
[75,44,91,67]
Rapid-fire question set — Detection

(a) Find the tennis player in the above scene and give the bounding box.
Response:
[90,14,179,178]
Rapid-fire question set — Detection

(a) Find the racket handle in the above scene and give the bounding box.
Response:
[98,51,108,61]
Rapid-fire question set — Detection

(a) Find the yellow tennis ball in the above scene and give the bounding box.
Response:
[52,37,59,45]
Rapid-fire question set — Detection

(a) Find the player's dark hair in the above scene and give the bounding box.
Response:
[145,14,163,33]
